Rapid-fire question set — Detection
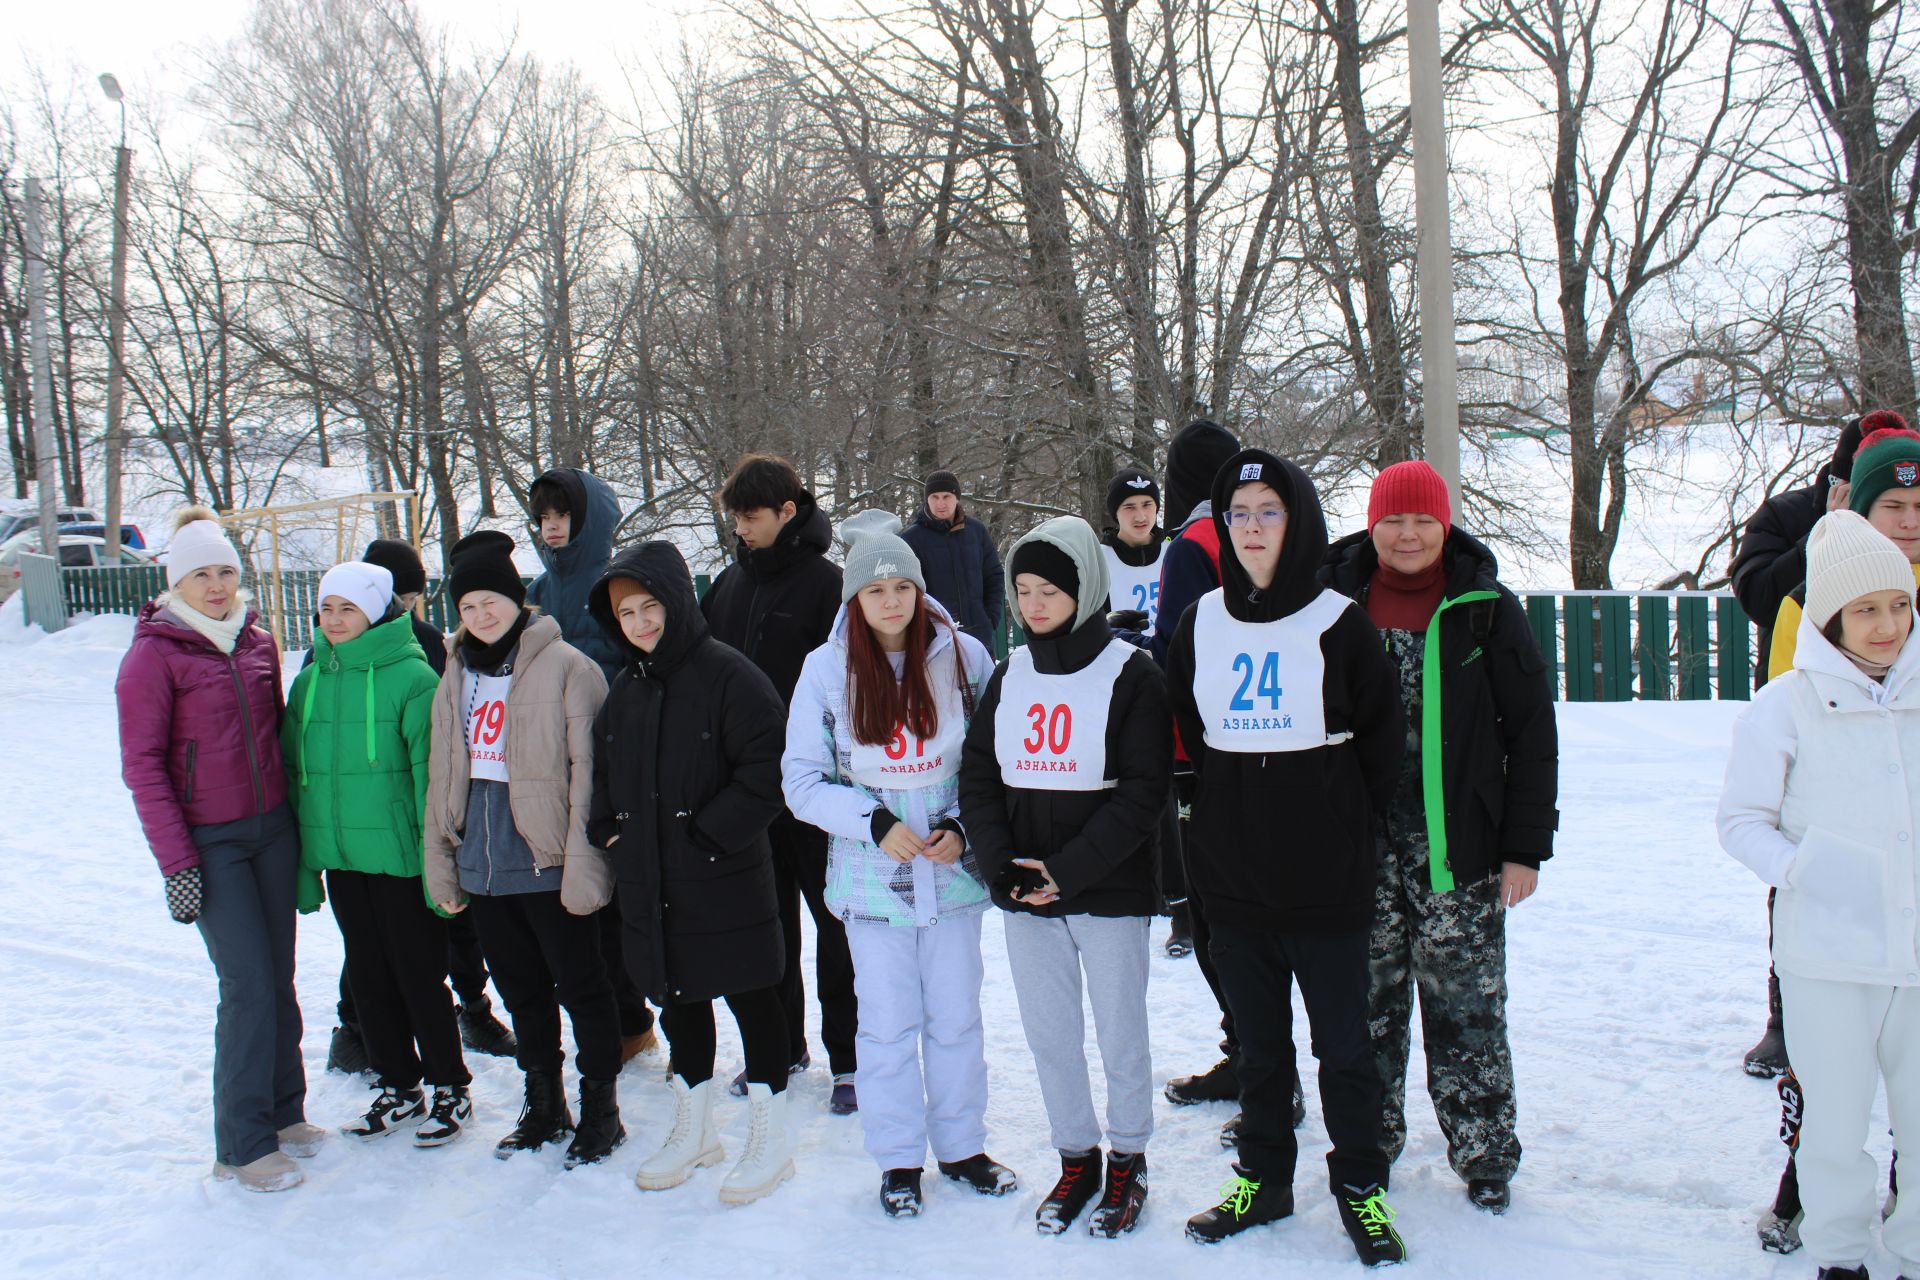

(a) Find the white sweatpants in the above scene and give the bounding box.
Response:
[1002,911,1154,1155]
[845,913,989,1170]
[1779,973,1920,1272]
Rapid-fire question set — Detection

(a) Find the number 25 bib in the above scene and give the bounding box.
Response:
[992,638,1132,790]
[1191,587,1349,753]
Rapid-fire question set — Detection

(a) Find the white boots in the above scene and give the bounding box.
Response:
[719,1082,794,1205]
[636,1075,793,1203]
[635,1075,725,1190]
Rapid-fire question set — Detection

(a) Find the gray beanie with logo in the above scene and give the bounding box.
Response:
[839,510,927,603]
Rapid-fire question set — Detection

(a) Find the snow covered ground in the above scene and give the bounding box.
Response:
[0,605,1897,1279]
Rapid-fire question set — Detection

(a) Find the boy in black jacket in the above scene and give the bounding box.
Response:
[1167,449,1409,1266]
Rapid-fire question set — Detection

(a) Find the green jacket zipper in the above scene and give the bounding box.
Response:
[1419,590,1499,893]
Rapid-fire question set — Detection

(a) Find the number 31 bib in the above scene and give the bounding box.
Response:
[1191,587,1349,753]
[846,647,969,790]
[992,638,1133,790]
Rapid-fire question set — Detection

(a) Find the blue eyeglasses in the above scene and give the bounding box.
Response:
[1223,507,1286,529]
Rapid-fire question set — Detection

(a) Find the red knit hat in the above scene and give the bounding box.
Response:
[1368,460,1451,530]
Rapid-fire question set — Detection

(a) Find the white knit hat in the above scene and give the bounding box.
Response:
[1804,510,1914,630]
[839,510,927,604]
[164,509,243,589]
[317,561,394,625]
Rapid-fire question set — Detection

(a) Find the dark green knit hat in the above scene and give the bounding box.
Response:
[1847,421,1920,515]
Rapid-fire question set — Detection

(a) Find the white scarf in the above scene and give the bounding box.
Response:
[157,589,252,655]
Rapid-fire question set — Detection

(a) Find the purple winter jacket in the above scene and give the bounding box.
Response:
[116,601,290,875]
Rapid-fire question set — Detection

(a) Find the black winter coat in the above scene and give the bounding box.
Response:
[1320,527,1560,878]
[901,506,1005,643]
[586,542,787,1004]
[959,614,1172,918]
[1730,470,1832,690]
[1167,450,1405,935]
[699,494,843,706]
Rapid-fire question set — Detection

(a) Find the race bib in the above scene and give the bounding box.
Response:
[993,639,1132,790]
[1191,588,1349,753]
[465,671,512,782]
[846,646,969,790]
[1101,543,1166,629]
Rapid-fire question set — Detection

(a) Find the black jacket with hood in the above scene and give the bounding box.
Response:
[586,542,787,1004]
[699,491,843,706]
[1320,526,1559,879]
[959,517,1172,919]
[526,467,625,680]
[1167,450,1405,935]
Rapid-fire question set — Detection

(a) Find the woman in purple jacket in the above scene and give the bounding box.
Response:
[116,507,320,1192]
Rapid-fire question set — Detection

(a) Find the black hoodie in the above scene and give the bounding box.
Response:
[1166,449,1405,934]
[586,541,789,1004]
[700,491,843,705]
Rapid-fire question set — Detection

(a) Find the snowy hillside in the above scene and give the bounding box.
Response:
[0,603,1894,1279]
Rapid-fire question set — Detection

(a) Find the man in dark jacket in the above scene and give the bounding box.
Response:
[700,454,858,1112]
[901,470,1004,645]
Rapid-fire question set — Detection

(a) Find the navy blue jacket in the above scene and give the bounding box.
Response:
[526,468,625,680]
[901,505,1004,644]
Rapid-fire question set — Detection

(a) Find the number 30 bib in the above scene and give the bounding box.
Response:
[1191,587,1349,752]
[992,638,1133,790]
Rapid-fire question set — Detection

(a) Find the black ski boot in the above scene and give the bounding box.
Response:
[456,997,517,1058]
[1186,1164,1292,1243]
[326,1023,370,1075]
[880,1168,924,1217]
[1035,1149,1102,1235]
[1336,1183,1407,1267]
[1744,970,1789,1078]
[938,1153,1017,1196]
[1165,1056,1239,1105]
[564,1077,626,1168]
[1088,1151,1148,1238]
[494,1068,574,1159]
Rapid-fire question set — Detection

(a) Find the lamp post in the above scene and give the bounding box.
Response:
[99,73,131,564]
[1407,1,1461,510]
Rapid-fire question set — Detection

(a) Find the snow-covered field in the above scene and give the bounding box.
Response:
[0,604,1897,1279]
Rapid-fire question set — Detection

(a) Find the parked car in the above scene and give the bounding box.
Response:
[0,507,99,544]
[0,533,155,603]
[58,523,147,550]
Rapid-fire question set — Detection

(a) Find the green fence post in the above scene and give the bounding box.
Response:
[1715,597,1753,701]
[1598,596,1632,700]
[695,573,711,602]
[1635,596,1671,700]
[1525,595,1560,699]
[1562,595,1596,701]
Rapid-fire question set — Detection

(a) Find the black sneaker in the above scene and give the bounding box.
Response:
[1036,1149,1102,1235]
[1165,1056,1238,1105]
[1185,1165,1293,1243]
[342,1085,426,1140]
[1087,1151,1148,1238]
[1467,1178,1510,1214]
[881,1168,924,1218]
[938,1153,1017,1196]
[414,1085,471,1147]
[457,1001,517,1058]
[326,1023,370,1075]
[1219,1111,1242,1149]
[1336,1183,1407,1267]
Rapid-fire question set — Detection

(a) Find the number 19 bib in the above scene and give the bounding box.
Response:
[1191,588,1349,753]
[465,671,512,781]
[992,638,1133,790]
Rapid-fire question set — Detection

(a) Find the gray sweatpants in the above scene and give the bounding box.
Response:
[1002,911,1153,1155]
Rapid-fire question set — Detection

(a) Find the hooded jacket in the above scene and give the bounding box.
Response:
[960,517,1172,918]
[525,468,625,678]
[1167,449,1405,934]
[1321,526,1559,882]
[117,600,289,875]
[586,543,788,1004]
[901,503,1005,643]
[1719,611,1920,987]
[700,491,844,705]
[281,611,440,910]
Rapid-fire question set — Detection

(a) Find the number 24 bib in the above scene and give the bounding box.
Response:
[992,638,1132,790]
[1191,588,1348,753]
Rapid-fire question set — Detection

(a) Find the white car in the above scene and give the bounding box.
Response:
[0,532,156,602]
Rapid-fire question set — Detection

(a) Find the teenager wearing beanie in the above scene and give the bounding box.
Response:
[587,541,796,1204]
[283,561,474,1147]
[959,516,1172,1237]
[422,530,626,1169]
[1100,468,1167,629]
[781,510,1016,1218]
[901,470,1005,644]
[1321,460,1558,1216]
[1168,450,1409,1264]
[1719,510,1920,1280]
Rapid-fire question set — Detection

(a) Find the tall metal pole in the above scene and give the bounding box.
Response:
[101,75,132,564]
[1408,0,1461,509]
[26,179,60,558]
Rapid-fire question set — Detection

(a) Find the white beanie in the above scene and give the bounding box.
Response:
[164,510,243,589]
[317,561,394,626]
[839,510,927,604]
[1804,510,1915,630]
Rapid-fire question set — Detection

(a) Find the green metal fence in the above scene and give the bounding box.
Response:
[47,562,1757,700]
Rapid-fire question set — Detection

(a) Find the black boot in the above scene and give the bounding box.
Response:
[1035,1149,1102,1235]
[1814,1267,1869,1279]
[456,997,517,1058]
[1165,1056,1239,1105]
[1186,1164,1292,1243]
[1467,1178,1510,1214]
[1336,1182,1407,1267]
[326,1023,370,1075]
[564,1077,626,1169]
[1088,1151,1148,1238]
[938,1153,1017,1196]
[880,1168,924,1218]
[494,1068,573,1159]
[1164,902,1193,958]
[1744,969,1789,1078]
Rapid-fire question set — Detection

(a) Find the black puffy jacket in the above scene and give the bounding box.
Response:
[587,542,787,1004]
[699,493,843,706]
[1729,472,1831,690]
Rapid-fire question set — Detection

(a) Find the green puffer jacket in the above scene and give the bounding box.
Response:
[281,612,440,912]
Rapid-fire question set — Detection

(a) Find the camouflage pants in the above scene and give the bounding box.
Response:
[1368,827,1522,1181]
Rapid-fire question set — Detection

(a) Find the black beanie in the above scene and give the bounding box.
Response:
[1830,417,1867,482]
[1105,468,1161,521]
[1009,539,1081,601]
[362,538,426,597]
[925,469,961,497]
[446,530,526,609]
[1165,420,1240,528]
